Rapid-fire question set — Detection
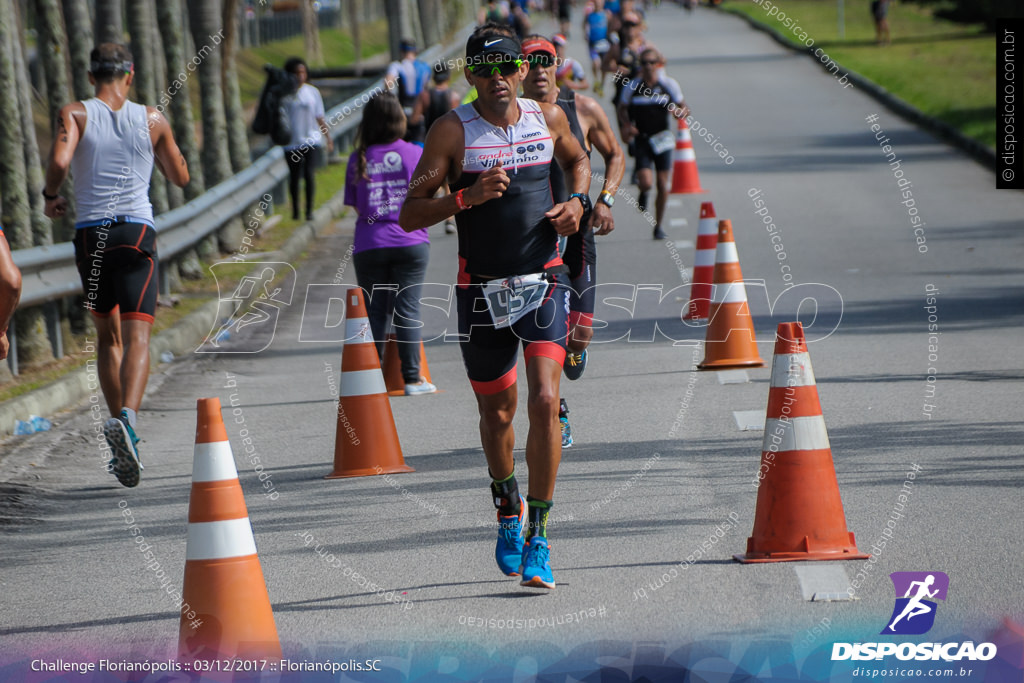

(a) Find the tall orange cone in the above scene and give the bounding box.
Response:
[382,333,434,396]
[698,220,764,369]
[734,322,870,563]
[326,288,414,478]
[670,117,705,194]
[179,398,281,660]
[683,201,718,320]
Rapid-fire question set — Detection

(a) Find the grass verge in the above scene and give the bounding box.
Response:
[723,0,996,148]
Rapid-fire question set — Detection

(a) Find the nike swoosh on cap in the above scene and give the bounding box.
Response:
[484,39,502,47]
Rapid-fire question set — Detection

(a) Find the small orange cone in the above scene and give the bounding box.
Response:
[683,201,718,320]
[734,322,870,563]
[382,333,434,396]
[698,220,764,369]
[670,117,705,194]
[178,398,281,660]
[326,288,414,478]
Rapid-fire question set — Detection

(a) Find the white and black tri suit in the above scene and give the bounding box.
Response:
[451,99,572,395]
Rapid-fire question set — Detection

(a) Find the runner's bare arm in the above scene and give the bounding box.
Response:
[43,103,84,217]
[542,103,589,236]
[578,94,625,234]
[400,113,469,230]
[148,108,190,187]
[0,232,21,360]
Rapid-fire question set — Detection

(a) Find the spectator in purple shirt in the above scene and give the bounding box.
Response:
[345,93,436,395]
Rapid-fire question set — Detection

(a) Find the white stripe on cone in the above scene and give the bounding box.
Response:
[345,316,373,345]
[674,148,697,162]
[762,416,831,451]
[186,518,259,560]
[192,442,239,483]
[339,369,388,397]
[770,352,817,388]
[711,281,750,304]
[694,249,717,267]
[715,241,739,264]
[676,129,692,142]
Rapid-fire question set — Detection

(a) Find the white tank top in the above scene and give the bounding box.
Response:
[72,98,155,228]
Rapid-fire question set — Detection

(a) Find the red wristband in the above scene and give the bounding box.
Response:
[455,188,471,211]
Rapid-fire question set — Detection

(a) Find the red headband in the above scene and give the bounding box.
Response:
[521,38,556,57]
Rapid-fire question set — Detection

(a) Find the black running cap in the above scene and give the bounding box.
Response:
[466,34,522,65]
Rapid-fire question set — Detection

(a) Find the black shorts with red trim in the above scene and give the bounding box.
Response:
[74,222,158,323]
[456,274,571,395]
[563,222,597,327]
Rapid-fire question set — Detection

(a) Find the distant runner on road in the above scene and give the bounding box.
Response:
[0,224,21,362]
[43,43,189,488]
[400,23,590,590]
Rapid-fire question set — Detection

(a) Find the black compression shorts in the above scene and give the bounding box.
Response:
[634,135,673,172]
[562,224,597,326]
[456,274,571,395]
[74,222,158,323]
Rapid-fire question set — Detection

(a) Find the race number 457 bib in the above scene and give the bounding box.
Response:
[481,273,549,329]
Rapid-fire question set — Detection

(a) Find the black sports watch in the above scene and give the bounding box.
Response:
[569,192,592,213]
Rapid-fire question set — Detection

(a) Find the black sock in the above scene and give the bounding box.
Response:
[490,470,521,517]
[559,398,568,419]
[526,497,553,540]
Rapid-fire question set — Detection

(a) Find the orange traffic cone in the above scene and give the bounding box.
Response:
[734,322,870,563]
[670,117,705,194]
[698,220,763,369]
[326,288,414,478]
[179,398,281,660]
[683,201,718,320]
[382,333,434,396]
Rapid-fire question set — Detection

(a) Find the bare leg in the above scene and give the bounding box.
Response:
[476,384,518,481]
[567,322,593,354]
[524,356,563,500]
[92,313,124,416]
[119,319,153,413]
[655,169,671,229]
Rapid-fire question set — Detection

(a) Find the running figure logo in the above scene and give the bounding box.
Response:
[197,262,296,353]
[881,571,949,635]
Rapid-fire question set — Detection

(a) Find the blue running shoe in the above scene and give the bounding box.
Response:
[563,349,587,381]
[519,536,555,589]
[495,495,527,576]
[104,411,143,488]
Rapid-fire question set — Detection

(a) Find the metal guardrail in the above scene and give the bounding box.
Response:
[6,35,465,374]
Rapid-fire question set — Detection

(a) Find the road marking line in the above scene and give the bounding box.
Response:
[794,565,855,602]
[717,370,749,384]
[670,218,688,228]
[673,239,693,249]
[732,410,765,431]
[668,198,683,208]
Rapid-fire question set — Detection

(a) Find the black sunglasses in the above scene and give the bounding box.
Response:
[527,54,555,68]
[469,59,523,77]
[641,60,659,66]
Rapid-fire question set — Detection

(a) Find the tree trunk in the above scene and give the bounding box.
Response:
[0,0,54,366]
[349,0,362,77]
[94,0,124,43]
[146,0,183,209]
[62,0,95,100]
[300,0,324,67]
[418,0,442,49]
[125,0,168,215]
[14,0,55,246]
[221,0,250,173]
[385,0,412,61]
[186,0,233,188]
[156,0,204,200]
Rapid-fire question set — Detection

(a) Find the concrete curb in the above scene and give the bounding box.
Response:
[0,199,348,440]
[720,7,997,171]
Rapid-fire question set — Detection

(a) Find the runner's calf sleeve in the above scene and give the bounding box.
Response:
[490,470,521,516]
[526,497,553,539]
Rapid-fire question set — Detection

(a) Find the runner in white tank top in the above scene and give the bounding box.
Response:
[43,43,190,488]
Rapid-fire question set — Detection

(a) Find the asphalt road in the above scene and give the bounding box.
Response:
[1,5,1022,681]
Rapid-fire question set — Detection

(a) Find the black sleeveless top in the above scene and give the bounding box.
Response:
[548,85,591,204]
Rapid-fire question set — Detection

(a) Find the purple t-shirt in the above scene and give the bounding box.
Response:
[344,140,428,253]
